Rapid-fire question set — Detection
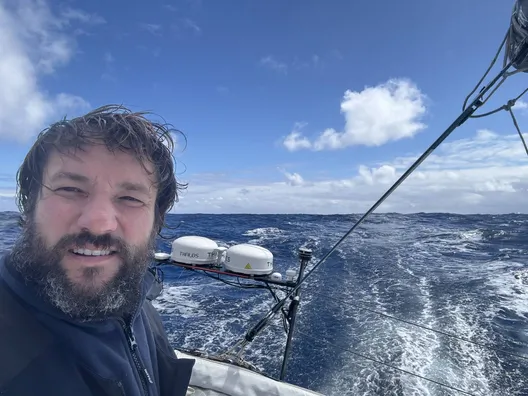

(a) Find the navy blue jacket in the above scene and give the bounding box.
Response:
[0,253,195,396]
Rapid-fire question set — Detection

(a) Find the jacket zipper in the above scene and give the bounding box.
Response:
[122,321,154,396]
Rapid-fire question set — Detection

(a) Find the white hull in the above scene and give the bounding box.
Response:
[176,350,324,396]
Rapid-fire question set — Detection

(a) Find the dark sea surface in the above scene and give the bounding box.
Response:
[1,211,527,396]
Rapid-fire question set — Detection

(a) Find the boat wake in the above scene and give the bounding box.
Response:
[152,213,528,396]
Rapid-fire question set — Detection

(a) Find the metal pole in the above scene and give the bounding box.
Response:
[279,247,312,381]
[244,59,515,347]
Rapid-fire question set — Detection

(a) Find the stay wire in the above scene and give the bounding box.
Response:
[463,26,528,118]
[467,29,528,118]
[233,57,515,354]
[194,268,270,289]
[265,283,290,334]
[309,290,528,363]
[470,86,528,118]
[267,323,478,396]
[509,106,528,156]
[469,76,508,111]
[463,31,508,111]
[468,82,528,157]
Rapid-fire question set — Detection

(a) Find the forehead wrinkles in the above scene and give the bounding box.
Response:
[44,150,157,197]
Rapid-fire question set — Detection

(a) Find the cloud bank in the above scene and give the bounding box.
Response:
[0,0,95,142]
[171,129,528,214]
[1,129,525,214]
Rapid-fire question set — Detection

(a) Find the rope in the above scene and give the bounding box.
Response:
[309,290,528,362]
[469,76,508,111]
[171,298,481,394]
[470,86,528,118]
[462,22,528,120]
[167,284,512,395]
[463,31,508,111]
[508,106,528,156]
[229,57,516,358]
[217,4,528,385]
[164,288,528,364]
[268,324,479,396]
[467,81,528,158]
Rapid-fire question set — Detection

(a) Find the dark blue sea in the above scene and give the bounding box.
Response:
[1,211,528,396]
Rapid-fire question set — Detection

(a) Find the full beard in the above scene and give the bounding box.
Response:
[8,219,156,322]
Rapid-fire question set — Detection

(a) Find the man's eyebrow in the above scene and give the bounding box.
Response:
[118,181,153,196]
[50,171,90,183]
[50,172,153,196]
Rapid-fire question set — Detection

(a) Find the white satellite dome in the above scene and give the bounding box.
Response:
[224,243,274,275]
[171,236,220,265]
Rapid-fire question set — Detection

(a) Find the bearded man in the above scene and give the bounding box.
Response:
[0,105,195,396]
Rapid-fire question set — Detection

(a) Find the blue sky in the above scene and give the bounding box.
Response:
[0,0,527,213]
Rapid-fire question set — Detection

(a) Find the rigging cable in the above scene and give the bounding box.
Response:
[471,88,528,156]
[165,294,478,395]
[309,290,528,362]
[508,103,528,155]
[227,0,528,359]
[200,4,528,393]
[183,267,291,333]
[463,0,528,158]
[199,270,270,289]
[267,323,478,396]
[462,31,509,112]
[461,8,528,158]
[233,58,517,353]
[265,283,290,334]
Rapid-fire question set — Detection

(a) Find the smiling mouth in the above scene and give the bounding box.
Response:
[69,248,118,257]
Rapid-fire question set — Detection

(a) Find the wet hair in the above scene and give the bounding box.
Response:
[15,104,187,235]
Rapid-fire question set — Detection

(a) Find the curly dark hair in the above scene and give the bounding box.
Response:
[15,104,187,235]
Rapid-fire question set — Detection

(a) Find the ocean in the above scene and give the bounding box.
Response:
[1,211,527,396]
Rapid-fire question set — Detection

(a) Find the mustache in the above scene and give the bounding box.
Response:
[53,231,128,254]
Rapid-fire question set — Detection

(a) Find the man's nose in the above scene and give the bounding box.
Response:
[76,195,118,235]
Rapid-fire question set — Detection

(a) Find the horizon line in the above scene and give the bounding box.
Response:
[0,210,526,216]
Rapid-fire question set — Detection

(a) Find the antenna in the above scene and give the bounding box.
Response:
[154,238,314,379]
[236,0,528,356]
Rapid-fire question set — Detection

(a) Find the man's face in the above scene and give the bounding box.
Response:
[12,143,159,320]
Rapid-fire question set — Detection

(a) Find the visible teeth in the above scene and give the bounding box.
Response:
[72,248,112,256]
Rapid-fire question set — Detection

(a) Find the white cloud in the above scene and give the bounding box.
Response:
[60,8,106,26]
[0,191,15,198]
[278,168,305,186]
[292,54,321,70]
[283,78,427,151]
[513,99,528,117]
[358,164,396,186]
[183,18,201,34]
[102,51,116,82]
[1,129,527,214]
[282,122,311,151]
[140,23,162,36]
[259,56,288,74]
[169,13,203,38]
[0,0,92,142]
[261,52,341,74]
[164,130,528,215]
[104,52,114,64]
[513,99,528,110]
[163,4,178,12]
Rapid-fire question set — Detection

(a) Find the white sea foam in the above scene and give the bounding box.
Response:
[60,213,528,395]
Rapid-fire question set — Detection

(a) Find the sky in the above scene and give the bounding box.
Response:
[0,0,527,214]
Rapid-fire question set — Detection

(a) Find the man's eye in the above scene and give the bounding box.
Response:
[120,196,144,204]
[55,187,84,193]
